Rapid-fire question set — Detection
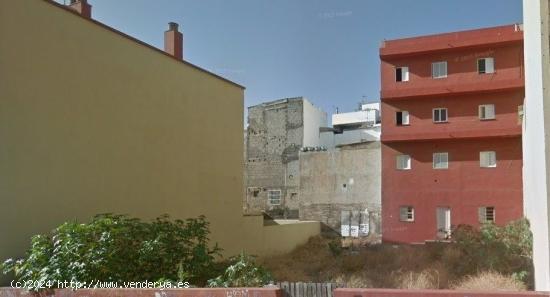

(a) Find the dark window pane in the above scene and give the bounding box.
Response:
[396,68,402,82]
[396,111,403,125]
[478,59,486,74]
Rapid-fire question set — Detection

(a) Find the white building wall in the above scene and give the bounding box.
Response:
[523,0,550,290]
[333,103,380,126]
[320,126,380,150]
[302,98,327,147]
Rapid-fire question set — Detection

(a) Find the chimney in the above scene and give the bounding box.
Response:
[68,0,92,18]
[164,22,184,60]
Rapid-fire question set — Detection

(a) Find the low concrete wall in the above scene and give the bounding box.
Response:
[239,216,320,257]
[0,288,282,297]
[260,221,321,256]
[335,288,550,297]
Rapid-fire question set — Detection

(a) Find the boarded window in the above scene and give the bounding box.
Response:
[478,206,496,223]
[433,152,449,169]
[247,187,260,197]
[399,206,414,222]
[267,190,281,205]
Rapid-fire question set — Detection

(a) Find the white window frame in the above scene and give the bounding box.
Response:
[395,66,409,82]
[267,189,282,205]
[396,110,409,126]
[432,108,448,123]
[399,206,415,222]
[477,57,495,74]
[478,206,496,223]
[479,104,496,120]
[432,61,448,79]
[396,154,411,170]
[433,152,449,169]
[480,151,497,168]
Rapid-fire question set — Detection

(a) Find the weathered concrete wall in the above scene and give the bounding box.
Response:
[245,98,326,218]
[299,142,381,239]
[303,100,328,147]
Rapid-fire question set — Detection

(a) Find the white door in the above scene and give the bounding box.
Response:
[436,207,451,239]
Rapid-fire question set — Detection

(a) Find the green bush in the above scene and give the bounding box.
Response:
[1,214,221,288]
[449,218,533,287]
[207,252,272,287]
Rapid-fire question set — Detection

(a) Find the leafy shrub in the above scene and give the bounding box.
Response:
[451,271,527,291]
[207,252,272,287]
[449,218,533,286]
[2,214,221,288]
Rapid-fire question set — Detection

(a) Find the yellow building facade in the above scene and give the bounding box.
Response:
[0,0,319,283]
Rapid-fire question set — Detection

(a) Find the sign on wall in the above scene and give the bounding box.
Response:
[341,209,370,237]
[340,210,351,237]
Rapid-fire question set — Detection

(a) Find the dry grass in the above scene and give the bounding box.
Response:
[259,236,528,290]
[451,271,527,291]
[331,273,373,288]
[393,270,439,289]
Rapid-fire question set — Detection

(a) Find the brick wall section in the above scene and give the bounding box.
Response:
[335,288,550,297]
[0,288,282,297]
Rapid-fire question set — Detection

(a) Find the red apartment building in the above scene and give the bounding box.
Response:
[380,25,524,243]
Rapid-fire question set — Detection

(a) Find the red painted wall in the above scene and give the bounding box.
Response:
[381,44,524,99]
[380,25,524,244]
[382,138,522,243]
[380,24,523,59]
[381,90,523,142]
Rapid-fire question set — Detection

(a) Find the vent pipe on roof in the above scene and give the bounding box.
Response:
[164,22,184,60]
[68,0,92,18]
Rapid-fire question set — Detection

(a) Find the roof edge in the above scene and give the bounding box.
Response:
[42,0,245,90]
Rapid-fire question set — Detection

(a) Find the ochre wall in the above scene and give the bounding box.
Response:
[0,0,319,282]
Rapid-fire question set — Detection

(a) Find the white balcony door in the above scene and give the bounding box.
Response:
[436,207,451,239]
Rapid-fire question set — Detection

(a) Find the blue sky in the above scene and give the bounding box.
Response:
[71,0,522,121]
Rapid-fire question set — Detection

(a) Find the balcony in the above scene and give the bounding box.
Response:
[380,24,523,60]
[381,126,521,143]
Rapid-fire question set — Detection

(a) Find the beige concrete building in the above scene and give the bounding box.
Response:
[0,0,319,284]
[245,97,327,218]
[300,105,381,240]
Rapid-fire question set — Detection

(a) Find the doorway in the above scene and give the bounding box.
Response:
[436,207,451,239]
